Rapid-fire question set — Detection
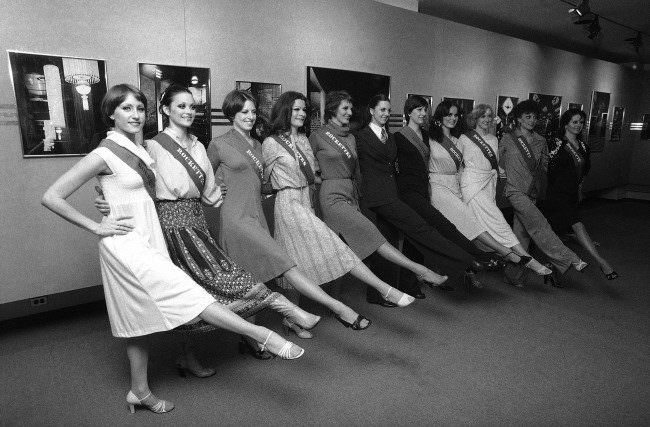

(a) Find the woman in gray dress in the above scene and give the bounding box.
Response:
[309,91,448,289]
[207,90,377,330]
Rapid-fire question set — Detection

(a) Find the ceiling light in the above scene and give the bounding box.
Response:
[568,0,590,17]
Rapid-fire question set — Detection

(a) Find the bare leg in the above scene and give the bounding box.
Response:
[283,267,369,328]
[571,222,615,274]
[126,337,175,412]
[376,242,448,284]
[198,302,303,358]
[474,231,522,261]
[348,263,414,306]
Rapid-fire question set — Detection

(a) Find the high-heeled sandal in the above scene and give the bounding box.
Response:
[572,260,589,272]
[282,317,313,339]
[175,357,216,378]
[513,254,552,275]
[464,269,483,289]
[383,287,415,307]
[335,313,372,330]
[601,267,619,280]
[269,294,321,331]
[542,264,564,288]
[417,274,454,291]
[259,331,304,360]
[126,391,174,414]
[238,336,272,360]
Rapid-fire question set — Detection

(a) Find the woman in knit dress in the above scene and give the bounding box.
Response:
[309,91,448,290]
[428,100,537,265]
[42,84,304,414]
[263,91,415,335]
[206,90,376,330]
[457,104,552,282]
[544,108,618,280]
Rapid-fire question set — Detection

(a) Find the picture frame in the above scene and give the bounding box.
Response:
[528,92,562,140]
[568,103,583,110]
[442,97,474,133]
[235,81,282,120]
[610,106,625,142]
[496,96,519,140]
[8,50,108,157]
[307,66,390,132]
[588,91,610,152]
[138,63,211,146]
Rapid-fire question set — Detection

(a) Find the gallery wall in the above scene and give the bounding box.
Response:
[0,0,646,308]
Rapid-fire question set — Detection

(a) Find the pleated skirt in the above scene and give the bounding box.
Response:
[274,186,361,288]
[156,199,276,332]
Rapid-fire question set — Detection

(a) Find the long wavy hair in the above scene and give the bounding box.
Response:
[429,100,461,142]
[269,91,310,135]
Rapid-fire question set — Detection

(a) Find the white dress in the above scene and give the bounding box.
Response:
[94,132,215,337]
[428,136,486,240]
[458,133,519,248]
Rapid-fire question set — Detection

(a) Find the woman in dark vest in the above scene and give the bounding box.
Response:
[544,108,618,280]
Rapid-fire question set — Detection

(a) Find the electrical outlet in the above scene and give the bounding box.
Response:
[30,296,48,307]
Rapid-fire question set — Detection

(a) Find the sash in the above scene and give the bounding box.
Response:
[152,132,206,195]
[98,139,157,201]
[465,130,498,171]
[512,133,538,173]
[563,141,585,178]
[396,126,429,164]
[323,129,353,160]
[223,131,274,195]
[438,136,463,171]
[273,134,315,185]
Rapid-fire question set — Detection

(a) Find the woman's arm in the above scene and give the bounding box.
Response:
[42,153,133,236]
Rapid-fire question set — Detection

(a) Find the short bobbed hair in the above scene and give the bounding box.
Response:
[269,91,309,135]
[324,90,353,122]
[404,95,429,118]
[513,99,540,120]
[368,93,390,110]
[558,108,587,140]
[100,84,147,127]
[429,100,460,141]
[466,103,493,129]
[222,90,257,122]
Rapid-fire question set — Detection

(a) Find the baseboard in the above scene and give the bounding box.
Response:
[586,185,650,201]
[0,285,104,322]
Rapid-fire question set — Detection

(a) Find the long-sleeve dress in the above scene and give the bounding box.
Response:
[206,129,295,283]
[458,132,519,248]
[94,131,215,338]
[543,137,591,233]
[308,121,386,260]
[262,133,361,286]
[428,135,487,241]
[146,130,276,327]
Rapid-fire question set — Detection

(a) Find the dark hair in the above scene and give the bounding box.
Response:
[324,90,353,121]
[222,90,257,122]
[429,100,461,142]
[404,95,428,118]
[100,84,147,127]
[513,99,540,120]
[466,103,493,129]
[270,91,309,135]
[159,84,193,127]
[558,108,587,140]
[252,113,271,143]
[368,93,390,110]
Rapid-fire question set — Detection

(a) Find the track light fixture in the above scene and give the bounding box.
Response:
[568,0,591,17]
[587,14,601,39]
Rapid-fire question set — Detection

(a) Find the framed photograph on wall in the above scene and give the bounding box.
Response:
[641,113,650,140]
[235,81,282,120]
[8,51,108,157]
[610,107,625,142]
[442,97,474,133]
[528,92,562,140]
[138,63,211,146]
[307,66,390,133]
[587,91,610,152]
[496,96,519,140]
[568,102,583,110]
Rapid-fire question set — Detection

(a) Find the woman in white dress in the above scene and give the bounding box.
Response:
[262,91,415,335]
[456,104,551,282]
[41,84,304,414]
[429,100,532,265]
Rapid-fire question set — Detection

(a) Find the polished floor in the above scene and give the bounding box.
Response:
[1,199,649,426]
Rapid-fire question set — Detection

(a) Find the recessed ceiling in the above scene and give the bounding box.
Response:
[418,0,649,64]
